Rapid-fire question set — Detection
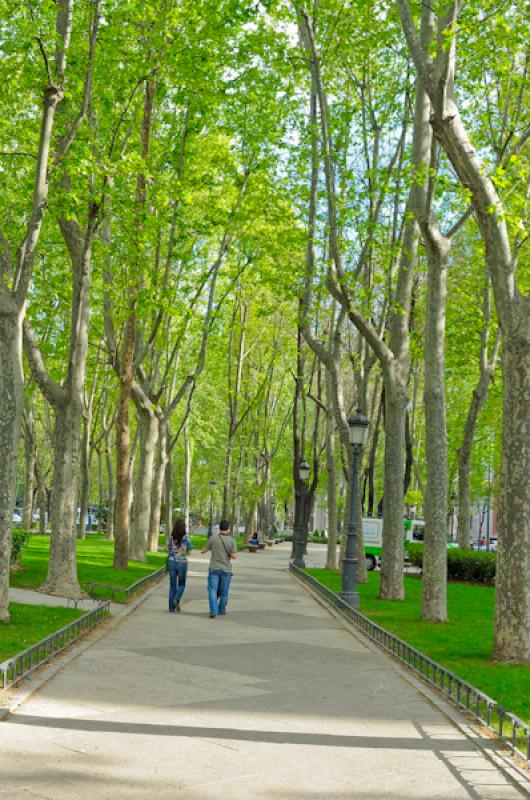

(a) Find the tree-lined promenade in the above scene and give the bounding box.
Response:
[0,0,529,683]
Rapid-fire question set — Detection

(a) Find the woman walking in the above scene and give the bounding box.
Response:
[168,518,192,612]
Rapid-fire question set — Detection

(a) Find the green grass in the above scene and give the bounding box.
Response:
[306,568,530,729]
[0,603,84,662]
[10,535,167,601]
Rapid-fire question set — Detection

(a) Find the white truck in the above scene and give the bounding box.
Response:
[362,517,426,570]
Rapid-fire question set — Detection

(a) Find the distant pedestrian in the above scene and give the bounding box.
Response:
[167,518,192,612]
[201,519,237,618]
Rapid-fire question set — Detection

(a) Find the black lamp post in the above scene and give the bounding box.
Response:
[450,492,457,542]
[340,409,369,608]
[293,460,310,567]
[207,479,217,539]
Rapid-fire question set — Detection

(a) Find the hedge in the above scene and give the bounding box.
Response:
[11,530,31,566]
[407,543,496,586]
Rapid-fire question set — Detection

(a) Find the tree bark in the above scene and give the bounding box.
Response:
[396,0,530,659]
[421,231,449,621]
[148,416,168,552]
[183,419,191,533]
[129,388,158,561]
[325,373,338,569]
[44,397,85,595]
[0,0,73,621]
[22,401,37,529]
[457,286,499,548]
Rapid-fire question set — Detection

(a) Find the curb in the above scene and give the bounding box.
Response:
[289,569,530,799]
[0,572,166,722]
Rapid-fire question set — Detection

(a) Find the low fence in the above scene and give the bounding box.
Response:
[0,602,110,689]
[289,563,530,764]
[124,566,165,600]
[85,565,166,602]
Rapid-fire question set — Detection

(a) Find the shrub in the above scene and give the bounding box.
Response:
[11,530,31,566]
[406,544,496,586]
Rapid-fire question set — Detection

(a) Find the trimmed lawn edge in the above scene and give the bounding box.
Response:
[0,602,110,690]
[290,563,530,765]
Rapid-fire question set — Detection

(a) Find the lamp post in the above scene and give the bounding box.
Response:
[293,460,310,567]
[207,479,217,539]
[450,492,457,542]
[340,409,369,608]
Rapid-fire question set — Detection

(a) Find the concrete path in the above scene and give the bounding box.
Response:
[0,545,527,800]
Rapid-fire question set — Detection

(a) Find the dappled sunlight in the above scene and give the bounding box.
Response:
[1,549,524,799]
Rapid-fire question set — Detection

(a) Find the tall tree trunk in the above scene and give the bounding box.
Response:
[22,402,37,529]
[457,286,499,549]
[77,411,91,540]
[0,0,73,621]
[421,232,449,622]
[44,398,84,595]
[129,392,158,562]
[148,417,167,552]
[0,315,24,619]
[183,419,191,533]
[113,319,134,569]
[35,457,47,535]
[380,367,408,599]
[325,379,338,569]
[396,0,530,659]
[495,328,530,661]
[165,458,173,537]
[105,428,115,541]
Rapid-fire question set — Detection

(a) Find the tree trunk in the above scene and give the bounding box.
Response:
[35,457,47,535]
[77,411,91,540]
[183,419,191,533]
[148,417,167,552]
[244,501,258,543]
[165,458,173,537]
[113,317,134,569]
[421,234,449,622]
[325,387,338,570]
[494,325,530,662]
[129,397,158,562]
[43,399,83,596]
[105,429,115,541]
[0,311,25,619]
[22,403,37,529]
[379,366,407,600]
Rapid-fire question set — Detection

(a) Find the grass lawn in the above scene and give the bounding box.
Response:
[10,535,167,601]
[306,568,530,729]
[0,603,84,663]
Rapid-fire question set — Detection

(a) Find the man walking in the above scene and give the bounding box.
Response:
[201,519,237,618]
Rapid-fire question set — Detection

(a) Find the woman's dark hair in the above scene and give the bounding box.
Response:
[170,517,186,547]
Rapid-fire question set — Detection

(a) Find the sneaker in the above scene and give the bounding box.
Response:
[209,613,216,618]
[176,601,181,612]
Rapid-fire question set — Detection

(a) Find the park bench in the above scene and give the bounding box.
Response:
[248,544,259,552]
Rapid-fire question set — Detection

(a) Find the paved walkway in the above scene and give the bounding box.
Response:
[0,545,527,799]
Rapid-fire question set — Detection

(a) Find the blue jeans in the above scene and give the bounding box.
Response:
[168,559,188,610]
[208,569,232,615]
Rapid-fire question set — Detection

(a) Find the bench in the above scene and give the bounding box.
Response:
[248,544,259,552]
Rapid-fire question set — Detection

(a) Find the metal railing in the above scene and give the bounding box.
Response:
[84,565,166,602]
[0,602,110,689]
[124,566,165,600]
[290,563,530,764]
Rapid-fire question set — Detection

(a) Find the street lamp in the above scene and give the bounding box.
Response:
[207,479,217,539]
[340,409,369,608]
[450,492,457,542]
[293,460,310,567]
